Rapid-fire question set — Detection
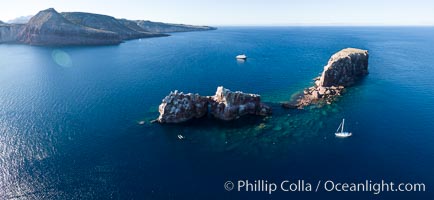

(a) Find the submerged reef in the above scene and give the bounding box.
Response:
[155,86,272,123]
[283,48,369,109]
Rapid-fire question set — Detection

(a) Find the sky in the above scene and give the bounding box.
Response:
[0,0,433,26]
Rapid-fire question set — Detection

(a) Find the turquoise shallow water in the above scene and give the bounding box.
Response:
[0,27,434,199]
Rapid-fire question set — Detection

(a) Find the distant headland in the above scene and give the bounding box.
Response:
[0,8,216,46]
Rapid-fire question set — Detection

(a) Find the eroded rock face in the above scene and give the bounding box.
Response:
[210,86,272,121]
[283,48,369,109]
[157,91,209,123]
[0,23,23,43]
[156,86,271,123]
[319,48,369,87]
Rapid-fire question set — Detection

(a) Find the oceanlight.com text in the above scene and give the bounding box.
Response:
[224,180,426,195]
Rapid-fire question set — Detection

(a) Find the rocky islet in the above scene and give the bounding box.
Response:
[156,91,210,123]
[283,48,369,109]
[156,86,272,123]
[210,86,272,121]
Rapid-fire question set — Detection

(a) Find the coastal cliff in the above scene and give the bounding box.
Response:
[283,48,369,109]
[0,23,24,43]
[318,48,369,87]
[156,86,272,123]
[0,8,216,46]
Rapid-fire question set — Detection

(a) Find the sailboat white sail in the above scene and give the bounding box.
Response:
[335,118,352,137]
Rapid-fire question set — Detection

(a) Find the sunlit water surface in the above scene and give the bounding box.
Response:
[0,27,433,199]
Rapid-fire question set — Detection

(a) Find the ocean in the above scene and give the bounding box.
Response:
[0,27,433,199]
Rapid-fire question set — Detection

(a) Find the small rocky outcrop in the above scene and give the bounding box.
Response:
[157,91,209,123]
[283,48,369,109]
[210,86,271,121]
[156,86,272,123]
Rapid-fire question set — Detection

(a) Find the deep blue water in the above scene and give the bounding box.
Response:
[0,27,433,199]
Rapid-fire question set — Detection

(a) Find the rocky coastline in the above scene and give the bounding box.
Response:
[155,86,272,123]
[0,8,216,46]
[283,48,369,109]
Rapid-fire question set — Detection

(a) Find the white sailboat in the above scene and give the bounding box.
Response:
[335,118,352,138]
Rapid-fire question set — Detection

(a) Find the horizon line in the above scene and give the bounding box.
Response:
[2,19,433,27]
[2,8,433,27]
[2,14,433,27]
[208,24,434,27]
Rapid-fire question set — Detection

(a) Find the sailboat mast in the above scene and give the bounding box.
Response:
[342,119,345,132]
[336,122,342,132]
